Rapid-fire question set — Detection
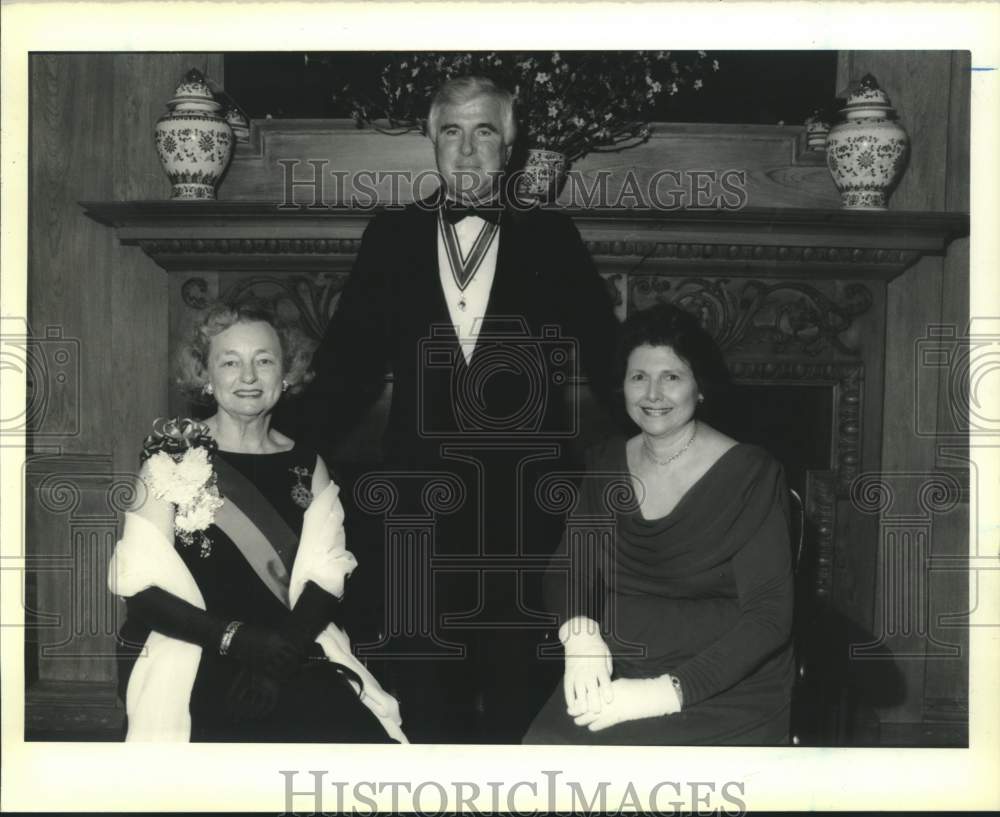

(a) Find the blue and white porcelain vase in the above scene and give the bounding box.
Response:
[516,148,568,202]
[825,75,910,210]
[804,109,831,152]
[154,69,234,199]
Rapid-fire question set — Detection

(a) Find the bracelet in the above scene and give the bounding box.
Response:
[219,620,243,656]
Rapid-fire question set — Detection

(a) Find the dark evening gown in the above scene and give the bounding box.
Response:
[524,438,794,745]
[117,444,393,743]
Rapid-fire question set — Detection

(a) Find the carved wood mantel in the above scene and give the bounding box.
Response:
[83,201,966,280]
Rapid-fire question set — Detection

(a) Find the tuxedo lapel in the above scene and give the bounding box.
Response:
[408,202,461,348]
[483,210,537,326]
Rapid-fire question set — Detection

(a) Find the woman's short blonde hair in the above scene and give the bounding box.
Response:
[174,298,316,405]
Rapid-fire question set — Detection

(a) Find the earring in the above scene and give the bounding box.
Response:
[282,379,289,392]
[698,394,704,404]
[203,383,214,396]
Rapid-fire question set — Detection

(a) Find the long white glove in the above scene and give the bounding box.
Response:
[560,616,614,716]
[315,624,408,744]
[572,675,682,732]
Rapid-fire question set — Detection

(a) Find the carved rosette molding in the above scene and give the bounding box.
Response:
[729,360,863,492]
[631,276,873,356]
[179,276,210,310]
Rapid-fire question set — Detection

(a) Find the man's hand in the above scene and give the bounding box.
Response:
[560,616,614,716]
[572,675,681,732]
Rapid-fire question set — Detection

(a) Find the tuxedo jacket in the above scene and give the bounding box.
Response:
[299,197,619,469]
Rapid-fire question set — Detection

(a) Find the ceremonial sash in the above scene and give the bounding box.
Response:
[212,455,298,609]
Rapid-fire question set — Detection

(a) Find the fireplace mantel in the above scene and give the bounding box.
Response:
[82,201,968,280]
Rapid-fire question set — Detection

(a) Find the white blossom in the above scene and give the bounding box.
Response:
[147,450,209,507]
[145,448,222,532]
[145,453,176,499]
[176,486,223,533]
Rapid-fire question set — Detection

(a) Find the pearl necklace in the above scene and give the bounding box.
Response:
[641,421,698,467]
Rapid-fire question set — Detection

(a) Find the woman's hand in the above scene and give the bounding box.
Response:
[571,675,681,732]
[559,616,614,716]
[227,624,304,680]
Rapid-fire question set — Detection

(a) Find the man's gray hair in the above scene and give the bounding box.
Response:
[427,76,517,145]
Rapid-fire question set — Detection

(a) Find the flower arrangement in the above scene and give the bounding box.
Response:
[325,51,717,165]
[141,418,224,557]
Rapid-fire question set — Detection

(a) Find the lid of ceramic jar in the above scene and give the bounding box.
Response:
[839,74,896,116]
[167,68,222,111]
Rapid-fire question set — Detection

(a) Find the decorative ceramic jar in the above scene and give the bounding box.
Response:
[516,148,568,202]
[154,69,234,199]
[825,75,910,210]
[224,104,251,144]
[804,109,831,152]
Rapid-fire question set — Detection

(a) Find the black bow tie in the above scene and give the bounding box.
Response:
[442,201,503,225]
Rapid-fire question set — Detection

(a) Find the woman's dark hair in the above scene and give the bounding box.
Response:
[174,297,316,405]
[615,302,730,405]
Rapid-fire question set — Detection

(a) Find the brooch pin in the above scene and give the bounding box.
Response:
[289,466,313,509]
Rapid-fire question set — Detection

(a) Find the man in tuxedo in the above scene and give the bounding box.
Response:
[300,76,618,743]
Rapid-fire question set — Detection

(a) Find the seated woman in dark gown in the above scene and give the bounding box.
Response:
[109,298,406,743]
[524,303,794,745]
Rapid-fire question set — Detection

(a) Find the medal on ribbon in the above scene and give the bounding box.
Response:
[438,208,499,311]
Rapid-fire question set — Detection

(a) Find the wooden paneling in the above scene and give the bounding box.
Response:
[838,50,970,731]
[29,55,116,454]
[945,51,971,213]
[221,120,841,209]
[923,505,970,729]
[25,454,119,683]
[25,53,225,734]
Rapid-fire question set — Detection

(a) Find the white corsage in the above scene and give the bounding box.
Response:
[141,418,223,557]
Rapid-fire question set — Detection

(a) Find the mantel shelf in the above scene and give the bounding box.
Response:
[82,201,969,280]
